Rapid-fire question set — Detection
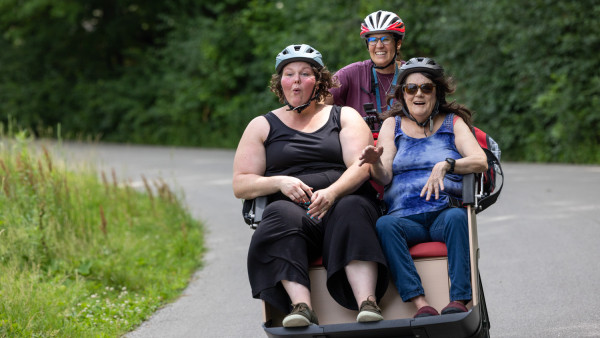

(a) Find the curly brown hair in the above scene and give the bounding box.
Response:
[269,65,338,104]
[384,72,475,128]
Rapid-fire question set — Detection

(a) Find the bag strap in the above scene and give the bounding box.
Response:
[476,148,503,213]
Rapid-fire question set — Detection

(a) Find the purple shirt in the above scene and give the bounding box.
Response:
[330,60,402,117]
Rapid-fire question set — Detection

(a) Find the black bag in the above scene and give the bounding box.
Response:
[242,196,268,229]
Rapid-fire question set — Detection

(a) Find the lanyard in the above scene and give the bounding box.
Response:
[372,63,400,113]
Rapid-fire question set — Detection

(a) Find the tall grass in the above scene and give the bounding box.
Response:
[0,132,204,337]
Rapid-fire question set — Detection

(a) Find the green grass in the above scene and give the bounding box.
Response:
[0,133,204,337]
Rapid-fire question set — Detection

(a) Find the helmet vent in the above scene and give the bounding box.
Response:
[381,13,390,24]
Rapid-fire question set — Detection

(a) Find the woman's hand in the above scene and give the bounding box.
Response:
[420,161,450,201]
[358,145,384,167]
[279,176,313,204]
[307,188,337,220]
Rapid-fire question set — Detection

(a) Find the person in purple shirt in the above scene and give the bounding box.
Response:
[326,10,406,131]
[358,57,488,318]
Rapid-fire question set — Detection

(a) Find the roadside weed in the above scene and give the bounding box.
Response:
[0,135,204,336]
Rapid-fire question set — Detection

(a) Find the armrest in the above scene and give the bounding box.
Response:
[462,173,476,206]
[242,196,268,229]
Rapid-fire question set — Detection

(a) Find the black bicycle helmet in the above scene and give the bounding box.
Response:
[275,44,324,74]
[397,57,444,85]
[397,57,445,132]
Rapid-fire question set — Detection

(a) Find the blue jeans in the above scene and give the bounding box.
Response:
[376,208,471,302]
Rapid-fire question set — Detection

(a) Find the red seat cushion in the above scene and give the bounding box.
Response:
[409,242,448,258]
[309,242,447,268]
[310,257,323,267]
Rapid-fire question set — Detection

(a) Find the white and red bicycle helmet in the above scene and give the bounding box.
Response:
[360,10,405,40]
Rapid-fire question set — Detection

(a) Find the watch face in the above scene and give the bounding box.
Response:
[446,158,455,173]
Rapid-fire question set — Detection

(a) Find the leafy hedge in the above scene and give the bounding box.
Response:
[0,0,598,162]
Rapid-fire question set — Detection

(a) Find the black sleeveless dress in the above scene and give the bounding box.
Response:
[247,106,389,314]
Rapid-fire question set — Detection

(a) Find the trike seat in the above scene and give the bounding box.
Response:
[243,167,502,337]
[309,241,448,267]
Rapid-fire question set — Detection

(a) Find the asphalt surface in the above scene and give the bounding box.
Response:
[53,141,600,338]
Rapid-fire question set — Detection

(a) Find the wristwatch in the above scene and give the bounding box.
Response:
[445,158,456,174]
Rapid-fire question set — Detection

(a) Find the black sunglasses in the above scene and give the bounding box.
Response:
[402,83,436,95]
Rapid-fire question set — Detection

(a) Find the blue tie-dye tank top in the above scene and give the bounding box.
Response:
[384,113,463,216]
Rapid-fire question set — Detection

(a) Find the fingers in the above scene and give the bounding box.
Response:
[420,173,446,201]
[358,147,370,164]
[292,192,307,203]
[282,176,313,204]
[289,187,312,204]
[423,184,433,201]
[306,191,333,220]
[307,206,328,220]
[296,186,312,204]
[358,146,383,165]
[302,185,313,199]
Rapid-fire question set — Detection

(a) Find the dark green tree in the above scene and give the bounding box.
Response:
[1,0,598,162]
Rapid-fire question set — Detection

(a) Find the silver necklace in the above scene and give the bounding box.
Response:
[377,73,394,95]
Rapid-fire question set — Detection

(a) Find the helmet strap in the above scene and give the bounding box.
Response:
[372,48,398,70]
[401,101,440,133]
[285,86,318,114]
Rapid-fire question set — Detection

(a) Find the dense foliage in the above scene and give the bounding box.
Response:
[1,0,598,162]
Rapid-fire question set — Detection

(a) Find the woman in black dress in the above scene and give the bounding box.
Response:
[232,44,388,327]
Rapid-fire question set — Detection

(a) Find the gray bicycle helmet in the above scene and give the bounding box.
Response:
[360,10,405,40]
[275,44,324,74]
[397,57,444,85]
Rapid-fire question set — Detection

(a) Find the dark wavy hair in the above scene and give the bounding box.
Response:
[384,72,474,128]
[269,65,338,104]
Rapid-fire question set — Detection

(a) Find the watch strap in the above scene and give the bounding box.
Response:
[445,158,456,174]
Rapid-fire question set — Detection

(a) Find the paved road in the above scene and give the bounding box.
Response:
[55,142,600,338]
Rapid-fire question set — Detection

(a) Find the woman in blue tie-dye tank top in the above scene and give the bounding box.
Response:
[358,57,488,318]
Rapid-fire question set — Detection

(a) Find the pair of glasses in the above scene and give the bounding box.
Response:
[402,83,436,95]
[367,36,393,46]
